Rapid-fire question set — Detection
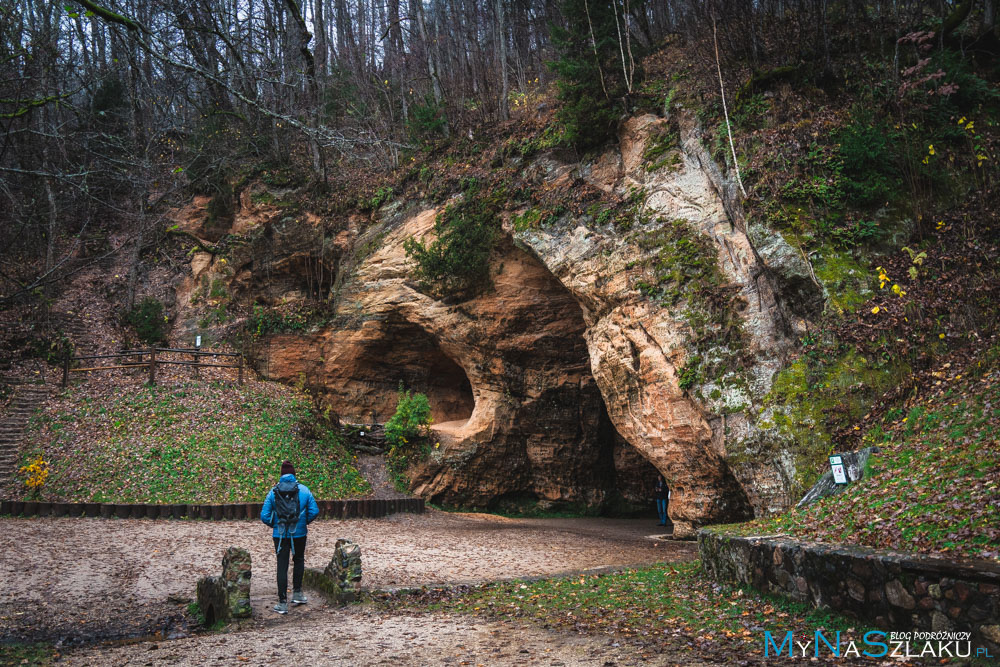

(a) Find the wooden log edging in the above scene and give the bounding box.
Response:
[698,529,1000,654]
[0,497,424,520]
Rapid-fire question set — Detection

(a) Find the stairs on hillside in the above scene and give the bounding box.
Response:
[51,311,95,357]
[0,386,49,488]
[345,423,387,454]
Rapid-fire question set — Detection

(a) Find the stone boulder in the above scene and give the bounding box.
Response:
[305,538,363,604]
[196,547,252,625]
[326,539,363,595]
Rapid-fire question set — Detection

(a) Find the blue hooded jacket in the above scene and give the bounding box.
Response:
[260,474,320,538]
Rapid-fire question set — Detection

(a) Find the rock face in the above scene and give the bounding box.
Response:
[177,111,805,535]
[262,213,656,509]
[511,114,794,535]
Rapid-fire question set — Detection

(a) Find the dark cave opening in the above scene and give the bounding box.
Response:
[326,319,474,426]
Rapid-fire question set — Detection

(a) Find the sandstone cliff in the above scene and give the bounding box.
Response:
[173,111,821,536]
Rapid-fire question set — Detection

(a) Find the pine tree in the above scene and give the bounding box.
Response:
[550,0,623,150]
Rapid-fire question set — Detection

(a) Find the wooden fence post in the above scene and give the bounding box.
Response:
[238,354,244,386]
[148,348,157,385]
[62,354,70,388]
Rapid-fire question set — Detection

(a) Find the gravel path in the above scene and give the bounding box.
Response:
[0,511,693,646]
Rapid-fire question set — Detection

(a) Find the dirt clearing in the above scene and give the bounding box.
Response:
[0,511,692,646]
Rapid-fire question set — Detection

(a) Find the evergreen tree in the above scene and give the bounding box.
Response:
[550,0,626,150]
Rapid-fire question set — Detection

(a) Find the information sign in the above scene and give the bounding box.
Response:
[829,455,848,485]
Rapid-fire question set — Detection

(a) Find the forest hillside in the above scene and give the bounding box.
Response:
[2,0,998,540]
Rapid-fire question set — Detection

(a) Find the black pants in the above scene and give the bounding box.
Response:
[273,536,306,602]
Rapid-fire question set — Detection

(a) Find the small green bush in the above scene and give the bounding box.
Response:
[834,116,901,207]
[403,180,501,297]
[385,386,432,450]
[678,356,703,390]
[125,297,168,345]
[385,386,433,492]
[407,97,448,143]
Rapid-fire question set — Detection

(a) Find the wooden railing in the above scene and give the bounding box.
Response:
[62,347,244,387]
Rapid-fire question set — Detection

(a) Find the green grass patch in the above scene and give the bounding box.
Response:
[729,365,1000,561]
[16,382,370,503]
[377,561,867,661]
[0,643,56,666]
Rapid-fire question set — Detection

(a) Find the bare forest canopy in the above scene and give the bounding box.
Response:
[0,0,997,307]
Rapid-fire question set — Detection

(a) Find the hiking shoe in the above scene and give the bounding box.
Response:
[273,602,288,614]
[292,591,307,605]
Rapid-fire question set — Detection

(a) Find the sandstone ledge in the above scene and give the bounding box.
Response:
[699,529,1000,652]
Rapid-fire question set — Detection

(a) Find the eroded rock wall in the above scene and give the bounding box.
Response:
[261,209,650,509]
[173,111,807,531]
[512,113,796,535]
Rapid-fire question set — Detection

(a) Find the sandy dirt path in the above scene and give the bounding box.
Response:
[60,607,711,666]
[0,511,692,645]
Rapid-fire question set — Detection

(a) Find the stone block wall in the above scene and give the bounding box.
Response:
[699,530,1000,653]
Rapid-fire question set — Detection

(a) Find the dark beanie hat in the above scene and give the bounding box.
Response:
[280,460,295,476]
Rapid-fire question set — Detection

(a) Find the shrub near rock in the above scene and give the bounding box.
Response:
[384,386,433,490]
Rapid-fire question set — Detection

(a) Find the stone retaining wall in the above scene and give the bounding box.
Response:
[699,530,1000,653]
[0,497,424,520]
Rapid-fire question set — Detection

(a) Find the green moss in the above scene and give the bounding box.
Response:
[512,208,543,231]
[811,246,872,314]
[762,349,912,492]
[643,124,681,172]
[635,218,725,306]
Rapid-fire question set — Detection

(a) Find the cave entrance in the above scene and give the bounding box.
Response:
[330,319,474,426]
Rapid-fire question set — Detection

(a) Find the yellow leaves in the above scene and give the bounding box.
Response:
[19,456,49,491]
[871,306,880,314]
[891,284,906,297]
[936,220,946,231]
[876,266,890,289]
[958,116,966,125]
[965,121,974,132]
[927,144,935,155]
[939,333,946,339]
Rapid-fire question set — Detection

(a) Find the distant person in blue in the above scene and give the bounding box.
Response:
[261,460,319,614]
[654,474,669,527]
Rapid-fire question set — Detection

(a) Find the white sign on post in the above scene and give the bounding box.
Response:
[829,455,848,485]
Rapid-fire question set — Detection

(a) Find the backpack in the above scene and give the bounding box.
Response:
[272,479,300,539]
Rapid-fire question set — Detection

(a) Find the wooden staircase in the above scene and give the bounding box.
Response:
[0,386,49,488]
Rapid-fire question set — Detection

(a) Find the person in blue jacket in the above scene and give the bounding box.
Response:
[260,460,320,614]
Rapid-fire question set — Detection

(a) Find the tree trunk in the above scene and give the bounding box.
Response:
[496,0,509,121]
